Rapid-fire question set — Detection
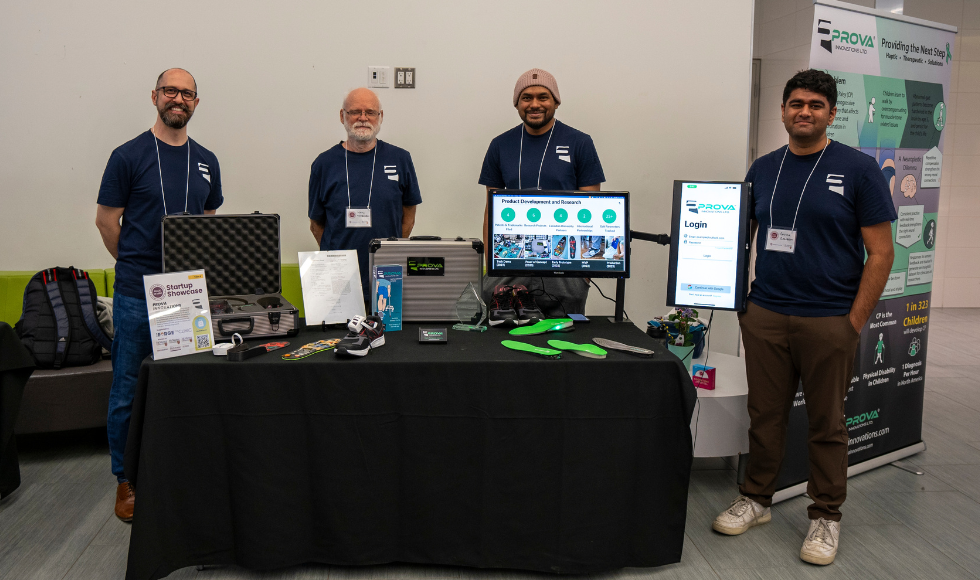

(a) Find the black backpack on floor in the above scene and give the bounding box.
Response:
[15,267,113,369]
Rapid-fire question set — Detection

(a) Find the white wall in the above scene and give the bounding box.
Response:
[0,0,754,353]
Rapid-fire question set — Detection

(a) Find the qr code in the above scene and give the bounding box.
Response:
[196,334,211,349]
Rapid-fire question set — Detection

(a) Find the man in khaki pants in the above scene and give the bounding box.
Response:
[712,69,896,565]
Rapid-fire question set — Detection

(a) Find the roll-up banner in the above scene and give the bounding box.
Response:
[774,0,956,496]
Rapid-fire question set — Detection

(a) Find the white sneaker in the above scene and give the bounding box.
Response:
[712,495,771,535]
[800,518,840,565]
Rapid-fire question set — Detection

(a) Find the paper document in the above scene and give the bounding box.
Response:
[299,250,365,325]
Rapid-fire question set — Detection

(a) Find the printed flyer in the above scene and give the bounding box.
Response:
[144,269,214,360]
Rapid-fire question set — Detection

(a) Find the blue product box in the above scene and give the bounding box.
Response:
[373,264,403,331]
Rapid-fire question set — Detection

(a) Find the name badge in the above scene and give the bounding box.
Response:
[765,227,797,253]
[346,207,372,228]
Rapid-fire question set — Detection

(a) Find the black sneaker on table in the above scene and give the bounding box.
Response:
[489,285,519,327]
[513,285,545,325]
[335,315,386,357]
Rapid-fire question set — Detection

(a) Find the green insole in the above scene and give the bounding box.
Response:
[501,340,562,359]
[508,318,575,336]
[546,340,607,359]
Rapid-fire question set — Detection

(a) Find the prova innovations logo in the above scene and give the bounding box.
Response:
[817,19,875,54]
[846,409,880,427]
[696,203,736,214]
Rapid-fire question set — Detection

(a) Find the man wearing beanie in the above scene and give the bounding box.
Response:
[480,68,605,320]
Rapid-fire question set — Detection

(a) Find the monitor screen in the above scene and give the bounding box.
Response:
[487,190,629,278]
[666,181,752,311]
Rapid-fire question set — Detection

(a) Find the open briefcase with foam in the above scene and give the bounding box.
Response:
[162,212,299,341]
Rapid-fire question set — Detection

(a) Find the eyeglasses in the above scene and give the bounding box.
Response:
[156,86,198,100]
[345,109,380,119]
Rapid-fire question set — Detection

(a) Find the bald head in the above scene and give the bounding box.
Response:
[340,88,384,148]
[156,68,197,93]
[343,88,382,112]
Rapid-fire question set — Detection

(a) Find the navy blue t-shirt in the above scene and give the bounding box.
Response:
[308,140,422,298]
[97,131,223,299]
[479,120,605,190]
[746,141,896,316]
[479,120,604,314]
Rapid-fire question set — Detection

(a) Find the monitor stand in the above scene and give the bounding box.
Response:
[609,230,670,323]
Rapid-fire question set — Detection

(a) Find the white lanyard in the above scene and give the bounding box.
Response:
[345,142,377,208]
[768,139,829,230]
[518,122,556,190]
[152,132,190,216]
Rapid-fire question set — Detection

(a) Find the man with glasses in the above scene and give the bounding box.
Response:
[480,68,605,321]
[95,68,223,522]
[308,88,422,302]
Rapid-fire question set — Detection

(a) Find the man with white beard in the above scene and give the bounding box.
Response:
[308,88,422,302]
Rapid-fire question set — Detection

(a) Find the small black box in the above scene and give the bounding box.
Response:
[418,328,448,344]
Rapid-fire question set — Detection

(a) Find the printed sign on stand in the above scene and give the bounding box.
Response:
[144,269,214,360]
[773,0,953,496]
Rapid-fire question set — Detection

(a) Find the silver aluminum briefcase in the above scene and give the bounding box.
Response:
[368,236,484,322]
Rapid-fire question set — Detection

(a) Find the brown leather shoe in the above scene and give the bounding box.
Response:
[115,482,135,522]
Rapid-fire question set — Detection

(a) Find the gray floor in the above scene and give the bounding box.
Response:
[3,308,979,580]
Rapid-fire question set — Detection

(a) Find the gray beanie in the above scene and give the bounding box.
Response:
[513,68,561,106]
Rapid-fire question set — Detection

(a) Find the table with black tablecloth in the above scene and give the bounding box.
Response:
[0,322,35,500]
[124,319,696,580]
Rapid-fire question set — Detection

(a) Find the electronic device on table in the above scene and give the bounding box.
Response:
[486,189,629,279]
[368,236,483,322]
[666,181,752,312]
[162,213,300,340]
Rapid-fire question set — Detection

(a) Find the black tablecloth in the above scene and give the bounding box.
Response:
[0,322,35,499]
[125,320,696,580]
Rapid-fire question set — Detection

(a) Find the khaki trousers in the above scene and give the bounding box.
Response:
[737,301,860,521]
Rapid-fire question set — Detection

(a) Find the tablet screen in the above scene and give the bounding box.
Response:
[667,181,751,311]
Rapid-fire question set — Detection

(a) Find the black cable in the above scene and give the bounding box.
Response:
[510,278,566,318]
[534,277,567,317]
[692,399,701,451]
[690,310,713,453]
[702,310,714,369]
[588,279,630,321]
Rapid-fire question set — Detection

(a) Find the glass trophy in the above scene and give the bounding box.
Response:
[453,282,488,332]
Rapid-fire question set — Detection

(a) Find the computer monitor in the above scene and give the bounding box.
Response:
[487,189,629,278]
[666,180,752,311]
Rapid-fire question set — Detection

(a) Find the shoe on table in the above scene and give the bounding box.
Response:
[801,518,840,565]
[489,285,519,327]
[335,315,385,357]
[115,482,135,522]
[712,495,771,535]
[512,285,545,325]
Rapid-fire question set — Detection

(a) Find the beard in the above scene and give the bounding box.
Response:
[159,103,193,129]
[345,119,380,142]
[522,108,554,130]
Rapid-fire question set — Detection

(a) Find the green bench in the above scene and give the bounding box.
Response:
[1,269,112,434]
[0,266,305,434]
